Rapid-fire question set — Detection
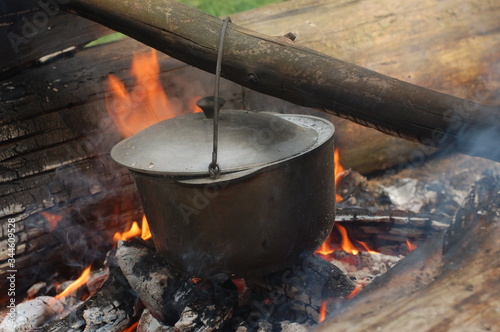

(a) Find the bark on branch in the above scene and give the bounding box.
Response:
[63,0,500,162]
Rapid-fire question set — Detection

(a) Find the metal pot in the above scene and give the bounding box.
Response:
[111,110,335,278]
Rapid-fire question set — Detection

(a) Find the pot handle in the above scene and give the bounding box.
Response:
[207,16,231,179]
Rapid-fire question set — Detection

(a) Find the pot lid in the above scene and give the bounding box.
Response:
[110,110,318,176]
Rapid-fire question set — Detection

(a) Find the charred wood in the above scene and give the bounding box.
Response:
[0,1,112,78]
[315,175,500,331]
[115,238,238,330]
[137,309,172,332]
[0,296,64,332]
[333,207,451,255]
[40,251,137,332]
[244,254,355,324]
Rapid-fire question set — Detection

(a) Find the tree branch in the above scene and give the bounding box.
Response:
[64,0,500,162]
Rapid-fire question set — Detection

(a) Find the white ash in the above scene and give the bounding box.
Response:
[329,251,403,288]
[280,320,310,332]
[0,296,63,332]
[137,309,173,332]
[382,178,422,212]
[173,307,198,332]
[82,300,130,332]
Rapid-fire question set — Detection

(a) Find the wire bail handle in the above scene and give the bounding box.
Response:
[208,16,231,179]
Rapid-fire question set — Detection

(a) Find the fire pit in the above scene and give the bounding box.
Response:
[1,0,500,331]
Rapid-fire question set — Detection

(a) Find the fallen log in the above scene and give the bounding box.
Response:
[315,175,500,331]
[63,0,500,162]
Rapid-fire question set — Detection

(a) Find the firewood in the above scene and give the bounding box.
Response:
[137,309,172,332]
[333,207,451,255]
[115,238,239,329]
[63,0,500,162]
[0,296,64,332]
[40,251,137,332]
[315,175,500,331]
[245,254,356,323]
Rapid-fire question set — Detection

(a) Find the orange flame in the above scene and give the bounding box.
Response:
[334,148,345,202]
[318,301,327,323]
[335,224,359,255]
[347,283,363,299]
[40,211,63,232]
[55,265,92,299]
[357,240,379,254]
[141,215,152,240]
[315,238,335,256]
[113,215,152,243]
[123,321,139,332]
[406,239,417,252]
[106,49,179,138]
[113,221,141,242]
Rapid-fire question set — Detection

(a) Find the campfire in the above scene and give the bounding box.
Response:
[1,0,499,331]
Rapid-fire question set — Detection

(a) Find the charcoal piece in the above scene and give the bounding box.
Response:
[115,238,238,330]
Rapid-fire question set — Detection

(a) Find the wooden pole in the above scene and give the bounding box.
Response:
[63,0,500,162]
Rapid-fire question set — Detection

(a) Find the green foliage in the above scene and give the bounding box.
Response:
[179,0,285,16]
[85,0,284,47]
[85,33,126,47]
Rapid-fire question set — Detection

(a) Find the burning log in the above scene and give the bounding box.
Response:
[245,254,355,323]
[136,309,170,332]
[63,0,500,162]
[69,237,355,331]
[315,175,500,331]
[0,296,64,332]
[41,252,138,332]
[333,207,451,255]
[115,238,238,330]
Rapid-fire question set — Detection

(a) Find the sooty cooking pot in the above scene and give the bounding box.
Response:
[111,109,336,278]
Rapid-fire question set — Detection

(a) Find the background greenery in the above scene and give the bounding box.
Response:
[85,0,285,47]
[180,0,284,16]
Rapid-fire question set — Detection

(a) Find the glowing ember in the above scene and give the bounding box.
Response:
[406,239,417,252]
[232,278,246,295]
[318,301,327,323]
[334,148,345,202]
[347,283,363,299]
[105,49,185,138]
[40,211,63,232]
[55,265,91,299]
[113,215,152,243]
[335,224,359,255]
[123,321,139,332]
[191,277,202,284]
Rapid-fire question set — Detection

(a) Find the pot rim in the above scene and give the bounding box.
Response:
[178,113,335,184]
[112,113,334,182]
